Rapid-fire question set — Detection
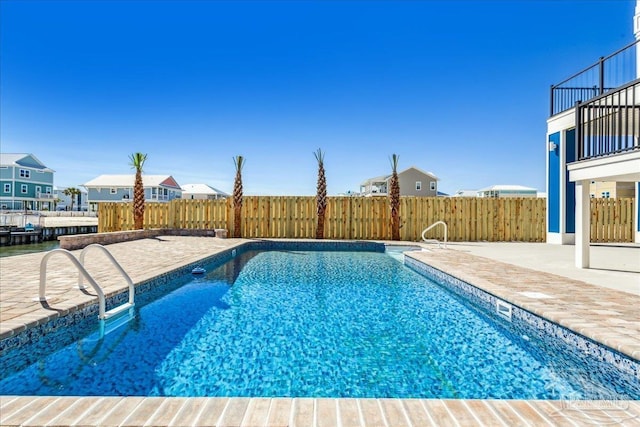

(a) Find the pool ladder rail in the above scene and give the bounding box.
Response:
[38,244,135,321]
[421,220,448,249]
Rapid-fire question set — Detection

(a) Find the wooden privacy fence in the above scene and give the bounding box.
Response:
[99,196,550,242]
[590,197,635,243]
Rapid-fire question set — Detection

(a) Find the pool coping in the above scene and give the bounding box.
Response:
[1,237,639,426]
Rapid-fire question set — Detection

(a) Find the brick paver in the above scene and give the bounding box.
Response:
[1,236,638,426]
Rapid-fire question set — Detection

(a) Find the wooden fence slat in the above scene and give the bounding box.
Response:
[97,196,632,243]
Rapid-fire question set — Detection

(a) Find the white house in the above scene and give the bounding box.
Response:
[181,183,229,200]
[476,185,538,198]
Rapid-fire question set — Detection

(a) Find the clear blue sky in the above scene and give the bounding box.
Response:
[1,0,634,195]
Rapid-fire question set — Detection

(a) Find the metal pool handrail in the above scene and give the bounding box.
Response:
[38,245,135,320]
[79,244,135,309]
[38,249,107,318]
[421,221,448,249]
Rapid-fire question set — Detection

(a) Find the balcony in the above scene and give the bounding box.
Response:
[36,192,55,200]
[576,79,640,161]
[551,40,640,162]
[550,40,637,117]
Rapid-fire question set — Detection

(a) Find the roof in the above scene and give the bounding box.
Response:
[0,153,54,172]
[360,174,389,185]
[400,166,439,180]
[181,183,229,196]
[453,190,478,197]
[477,185,537,192]
[361,166,439,185]
[83,174,182,189]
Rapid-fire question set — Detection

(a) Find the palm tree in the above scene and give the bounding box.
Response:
[314,148,327,239]
[389,154,401,240]
[62,187,81,211]
[129,152,148,230]
[232,155,244,238]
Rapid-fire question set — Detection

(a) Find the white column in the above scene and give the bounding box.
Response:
[575,180,590,268]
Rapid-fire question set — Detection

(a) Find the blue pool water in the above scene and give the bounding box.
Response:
[0,249,638,399]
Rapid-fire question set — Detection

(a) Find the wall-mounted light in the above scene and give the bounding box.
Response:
[548,141,558,152]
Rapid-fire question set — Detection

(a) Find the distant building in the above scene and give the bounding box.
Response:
[360,167,439,197]
[589,181,635,199]
[0,153,55,210]
[452,186,538,198]
[83,174,182,211]
[181,183,229,200]
[53,186,89,211]
[476,185,538,198]
[452,190,478,198]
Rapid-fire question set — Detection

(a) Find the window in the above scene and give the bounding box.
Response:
[415,181,422,191]
[110,188,117,194]
[3,184,10,193]
[21,184,28,194]
[46,187,52,194]
[601,191,610,198]
[430,181,436,191]
[19,169,30,178]
[35,186,41,196]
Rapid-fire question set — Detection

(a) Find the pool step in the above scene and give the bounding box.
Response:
[104,302,134,320]
[99,304,136,338]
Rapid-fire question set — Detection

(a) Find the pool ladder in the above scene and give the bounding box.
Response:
[421,221,448,248]
[38,244,135,321]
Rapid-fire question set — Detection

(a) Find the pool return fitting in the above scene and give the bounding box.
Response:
[38,244,135,328]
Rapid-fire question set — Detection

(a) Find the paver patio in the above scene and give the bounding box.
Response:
[0,236,638,426]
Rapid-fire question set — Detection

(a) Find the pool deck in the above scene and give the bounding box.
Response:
[1,236,639,426]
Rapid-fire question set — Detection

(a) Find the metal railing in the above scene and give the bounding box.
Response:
[550,39,638,116]
[421,220,448,249]
[38,245,135,321]
[575,79,640,161]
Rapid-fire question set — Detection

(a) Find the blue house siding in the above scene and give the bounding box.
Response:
[87,188,131,202]
[547,132,561,233]
[564,129,576,234]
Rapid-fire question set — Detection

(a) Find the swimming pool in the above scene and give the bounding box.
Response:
[0,244,638,399]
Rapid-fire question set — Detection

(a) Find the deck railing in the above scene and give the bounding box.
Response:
[575,79,640,160]
[550,40,638,116]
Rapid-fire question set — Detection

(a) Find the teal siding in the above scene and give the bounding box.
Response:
[0,167,12,179]
[14,154,44,169]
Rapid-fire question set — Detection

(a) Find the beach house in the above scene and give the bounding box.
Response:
[359,167,439,197]
[0,153,55,211]
[476,185,538,198]
[83,174,182,212]
[181,183,229,200]
[546,1,640,267]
